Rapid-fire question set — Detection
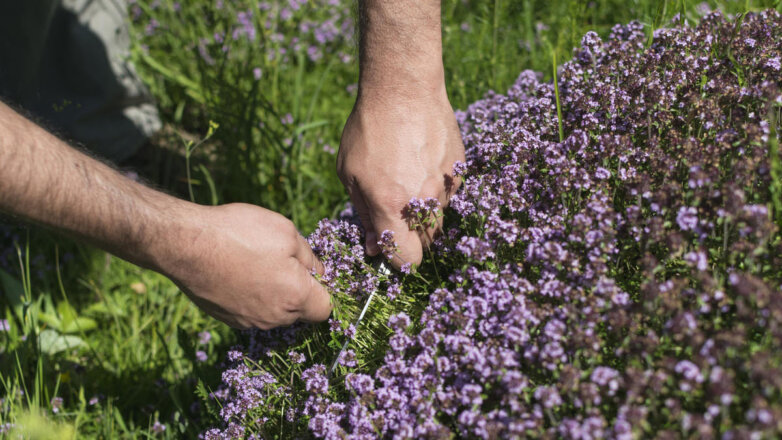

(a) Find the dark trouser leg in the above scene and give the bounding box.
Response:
[0,0,161,163]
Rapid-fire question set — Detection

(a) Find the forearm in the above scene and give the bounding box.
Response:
[0,102,333,329]
[358,0,444,100]
[0,101,195,272]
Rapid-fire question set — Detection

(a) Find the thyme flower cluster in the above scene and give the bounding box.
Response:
[134,0,355,66]
[204,10,782,439]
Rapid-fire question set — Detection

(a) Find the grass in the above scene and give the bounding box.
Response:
[0,243,232,438]
[1,0,780,438]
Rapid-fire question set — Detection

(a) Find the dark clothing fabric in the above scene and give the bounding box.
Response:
[0,0,160,162]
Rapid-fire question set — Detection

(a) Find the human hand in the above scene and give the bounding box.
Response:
[159,203,332,330]
[337,86,465,268]
[0,102,329,330]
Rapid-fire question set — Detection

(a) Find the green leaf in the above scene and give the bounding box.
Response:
[60,317,98,334]
[57,301,78,324]
[39,302,98,334]
[196,379,217,418]
[38,329,85,355]
[37,312,62,329]
[83,301,126,318]
[0,269,26,323]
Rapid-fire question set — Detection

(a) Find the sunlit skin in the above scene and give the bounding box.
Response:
[0,101,331,330]
[338,0,466,269]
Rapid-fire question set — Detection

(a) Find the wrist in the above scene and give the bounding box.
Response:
[358,66,446,103]
[357,0,445,102]
[138,198,207,279]
[356,71,451,111]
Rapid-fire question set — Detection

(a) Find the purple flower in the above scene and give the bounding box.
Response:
[151,420,166,434]
[387,313,410,332]
[405,197,441,227]
[534,386,563,409]
[201,10,782,438]
[343,324,356,339]
[302,365,328,394]
[345,373,374,395]
[337,349,357,368]
[456,236,495,262]
[767,56,781,71]
[594,167,611,180]
[145,18,159,36]
[674,360,704,391]
[684,250,708,271]
[234,11,256,41]
[676,206,698,231]
[289,350,306,364]
[591,367,621,395]
[328,318,341,332]
[377,230,397,259]
[50,397,63,414]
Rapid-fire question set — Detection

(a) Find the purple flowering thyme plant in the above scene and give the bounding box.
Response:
[203,10,782,439]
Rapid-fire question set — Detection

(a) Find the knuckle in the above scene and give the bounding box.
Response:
[422,179,446,200]
[285,276,311,311]
[288,227,302,243]
[256,308,296,330]
[231,320,253,331]
[279,226,301,254]
[292,283,311,309]
[280,219,298,236]
[255,321,274,331]
[374,186,407,207]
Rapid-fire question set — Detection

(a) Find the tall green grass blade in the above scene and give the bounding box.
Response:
[135,51,206,104]
[768,105,782,228]
[552,49,565,143]
[199,164,220,206]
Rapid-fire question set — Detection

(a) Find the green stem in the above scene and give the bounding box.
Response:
[492,0,500,90]
[552,50,565,143]
[768,106,782,228]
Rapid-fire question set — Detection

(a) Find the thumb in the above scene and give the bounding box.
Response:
[296,264,333,323]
